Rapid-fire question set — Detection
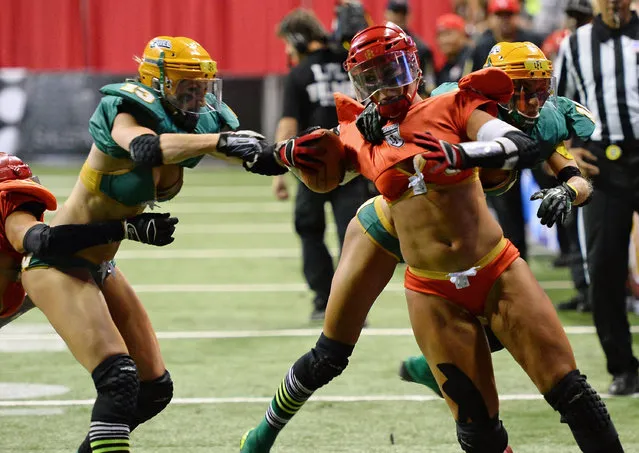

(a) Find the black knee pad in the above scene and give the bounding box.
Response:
[292,333,354,390]
[544,370,622,453]
[456,416,509,453]
[91,354,140,424]
[130,370,174,431]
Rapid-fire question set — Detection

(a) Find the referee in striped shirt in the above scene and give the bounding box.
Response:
[555,0,639,395]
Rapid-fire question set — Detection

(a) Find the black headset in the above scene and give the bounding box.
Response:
[287,32,310,55]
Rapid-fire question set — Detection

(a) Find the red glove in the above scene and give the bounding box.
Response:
[413,132,462,175]
[277,127,343,172]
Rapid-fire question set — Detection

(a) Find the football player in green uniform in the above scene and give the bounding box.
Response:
[20,36,281,453]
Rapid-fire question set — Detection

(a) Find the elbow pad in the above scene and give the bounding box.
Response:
[129,134,163,167]
[22,223,50,255]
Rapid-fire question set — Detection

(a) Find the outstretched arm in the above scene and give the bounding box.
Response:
[5,207,178,255]
[110,112,286,174]
[415,110,541,174]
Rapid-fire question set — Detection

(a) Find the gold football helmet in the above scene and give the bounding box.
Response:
[484,42,555,127]
[138,36,220,114]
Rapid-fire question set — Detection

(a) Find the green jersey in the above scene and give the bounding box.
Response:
[86,81,239,206]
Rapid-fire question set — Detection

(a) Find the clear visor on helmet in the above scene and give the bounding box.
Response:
[348,51,421,103]
[165,78,222,115]
[509,77,556,120]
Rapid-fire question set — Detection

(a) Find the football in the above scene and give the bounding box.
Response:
[294,128,346,193]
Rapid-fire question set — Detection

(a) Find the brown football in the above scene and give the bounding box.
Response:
[297,128,346,193]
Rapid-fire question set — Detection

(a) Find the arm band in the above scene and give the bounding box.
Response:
[129,134,163,167]
[556,165,582,183]
[476,118,520,141]
[456,130,540,170]
[22,221,126,257]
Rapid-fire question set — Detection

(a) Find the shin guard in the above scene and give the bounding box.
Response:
[264,333,354,432]
[544,370,623,453]
[130,370,173,432]
[87,354,139,453]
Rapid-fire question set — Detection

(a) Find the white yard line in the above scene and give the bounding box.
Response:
[128,281,573,291]
[179,223,313,234]
[0,392,636,407]
[116,249,318,259]
[48,186,273,198]
[1,325,635,342]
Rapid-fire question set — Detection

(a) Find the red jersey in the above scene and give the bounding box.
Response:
[0,179,56,318]
[335,67,513,201]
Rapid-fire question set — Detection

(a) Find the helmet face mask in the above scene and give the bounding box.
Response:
[348,51,421,103]
[345,23,422,119]
[485,42,556,129]
[165,78,222,114]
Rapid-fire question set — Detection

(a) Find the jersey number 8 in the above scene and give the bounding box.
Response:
[120,83,155,104]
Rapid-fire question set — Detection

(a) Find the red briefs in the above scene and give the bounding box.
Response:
[404,237,520,316]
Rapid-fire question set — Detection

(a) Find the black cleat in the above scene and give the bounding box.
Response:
[309,308,325,322]
[608,371,639,396]
[557,294,591,312]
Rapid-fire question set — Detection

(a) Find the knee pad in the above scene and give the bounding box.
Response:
[456,416,509,453]
[91,354,140,424]
[130,370,174,431]
[544,370,621,453]
[292,333,354,390]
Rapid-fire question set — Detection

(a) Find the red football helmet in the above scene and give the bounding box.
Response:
[345,22,421,119]
[0,153,33,183]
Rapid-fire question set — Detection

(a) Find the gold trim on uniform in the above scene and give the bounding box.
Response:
[554,143,575,160]
[407,237,507,280]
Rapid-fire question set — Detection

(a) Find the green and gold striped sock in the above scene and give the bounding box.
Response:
[88,421,130,453]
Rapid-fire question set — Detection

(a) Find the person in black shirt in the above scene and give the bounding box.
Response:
[272,8,369,321]
[384,0,437,95]
[435,13,474,85]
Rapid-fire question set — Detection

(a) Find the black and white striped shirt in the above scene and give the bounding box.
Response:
[555,13,639,142]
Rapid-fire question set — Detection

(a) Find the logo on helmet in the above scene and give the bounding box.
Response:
[382,123,405,147]
[150,39,172,50]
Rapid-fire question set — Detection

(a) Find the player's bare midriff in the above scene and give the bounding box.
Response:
[390,178,504,272]
[50,144,183,264]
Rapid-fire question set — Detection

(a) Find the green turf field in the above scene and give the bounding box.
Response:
[1,165,637,453]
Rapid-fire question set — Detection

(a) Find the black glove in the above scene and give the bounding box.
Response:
[355,102,385,144]
[530,183,577,227]
[217,131,287,176]
[124,212,178,246]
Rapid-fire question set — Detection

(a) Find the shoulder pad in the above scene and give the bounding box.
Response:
[99,82,165,120]
[534,103,569,144]
[556,96,596,140]
[458,68,513,104]
[430,82,459,97]
[334,93,364,123]
[0,180,57,212]
[214,98,240,131]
